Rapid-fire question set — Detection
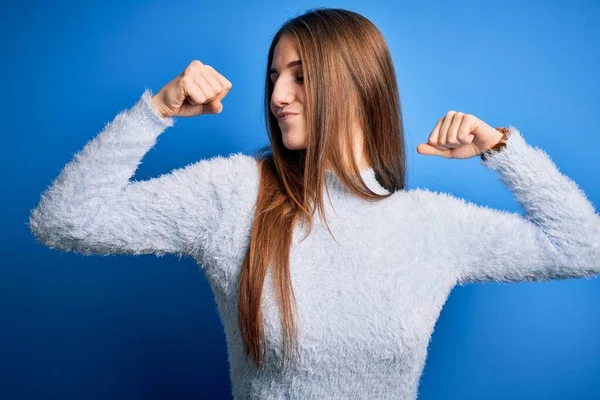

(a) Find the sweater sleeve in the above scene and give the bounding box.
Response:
[28,88,258,261]
[436,126,600,285]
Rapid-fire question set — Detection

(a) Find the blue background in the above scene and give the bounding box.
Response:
[2,0,599,399]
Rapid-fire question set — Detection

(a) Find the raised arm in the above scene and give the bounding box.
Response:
[28,88,258,261]
[432,126,600,285]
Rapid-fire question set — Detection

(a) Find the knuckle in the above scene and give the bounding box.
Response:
[183,65,195,77]
[184,60,203,75]
[202,65,215,78]
[180,75,192,87]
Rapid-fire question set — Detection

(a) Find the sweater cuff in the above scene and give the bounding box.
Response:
[478,125,523,167]
[139,86,176,128]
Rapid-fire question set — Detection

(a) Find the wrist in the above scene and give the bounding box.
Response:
[480,127,511,161]
[150,94,170,119]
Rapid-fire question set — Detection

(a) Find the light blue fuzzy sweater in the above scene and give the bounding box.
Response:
[29,89,600,399]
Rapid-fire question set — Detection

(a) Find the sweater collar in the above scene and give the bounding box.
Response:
[324,167,390,195]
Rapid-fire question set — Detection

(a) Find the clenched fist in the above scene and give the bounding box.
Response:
[417,111,505,159]
[151,60,233,118]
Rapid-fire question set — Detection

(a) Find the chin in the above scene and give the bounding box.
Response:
[282,134,307,150]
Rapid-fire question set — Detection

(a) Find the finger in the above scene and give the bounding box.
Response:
[457,114,475,145]
[217,73,233,91]
[202,67,225,100]
[428,118,445,151]
[417,142,452,158]
[201,75,225,114]
[183,75,206,106]
[438,111,456,149]
[205,99,223,114]
[192,73,215,104]
[200,67,232,114]
[446,112,465,148]
[208,67,233,97]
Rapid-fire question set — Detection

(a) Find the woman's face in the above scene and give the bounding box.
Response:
[270,33,307,150]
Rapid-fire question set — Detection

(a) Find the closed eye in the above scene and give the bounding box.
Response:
[270,75,304,85]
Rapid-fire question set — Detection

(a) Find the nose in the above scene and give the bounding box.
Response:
[270,78,295,111]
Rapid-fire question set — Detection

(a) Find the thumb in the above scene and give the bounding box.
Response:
[416,143,450,157]
[205,99,223,114]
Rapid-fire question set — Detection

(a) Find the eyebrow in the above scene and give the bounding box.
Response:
[269,60,302,75]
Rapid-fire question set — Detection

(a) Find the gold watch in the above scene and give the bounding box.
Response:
[480,127,511,161]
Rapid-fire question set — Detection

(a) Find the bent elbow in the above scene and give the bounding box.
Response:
[28,204,89,253]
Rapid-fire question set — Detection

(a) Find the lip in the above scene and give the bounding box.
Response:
[278,113,298,122]
[277,111,300,121]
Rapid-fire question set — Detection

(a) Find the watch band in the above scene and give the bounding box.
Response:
[480,127,511,161]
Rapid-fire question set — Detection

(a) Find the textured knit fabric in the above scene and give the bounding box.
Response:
[29,89,600,399]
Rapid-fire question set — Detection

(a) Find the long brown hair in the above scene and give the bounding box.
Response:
[238,7,407,369]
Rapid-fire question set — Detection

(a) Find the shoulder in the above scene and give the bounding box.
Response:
[165,152,259,217]
[407,186,477,207]
[382,186,483,220]
[196,151,258,174]
[402,187,515,223]
[383,186,469,207]
[184,151,259,189]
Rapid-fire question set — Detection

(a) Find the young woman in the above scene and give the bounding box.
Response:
[29,7,600,400]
